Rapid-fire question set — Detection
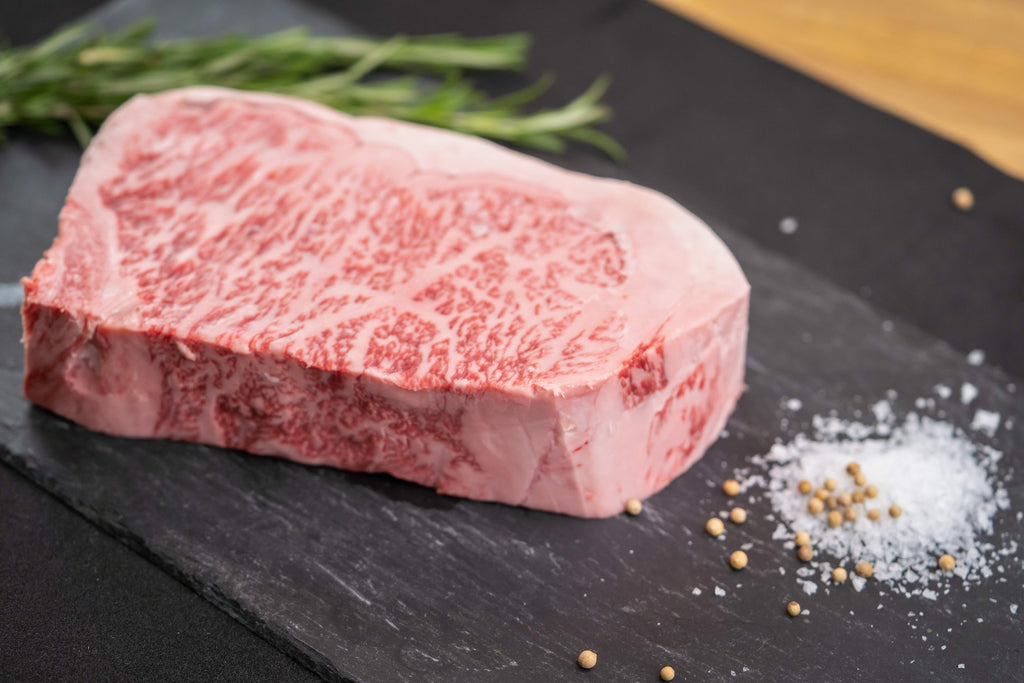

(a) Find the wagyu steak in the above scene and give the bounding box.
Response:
[22,87,749,518]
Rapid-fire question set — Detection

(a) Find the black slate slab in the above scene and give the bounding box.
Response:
[1,0,1022,681]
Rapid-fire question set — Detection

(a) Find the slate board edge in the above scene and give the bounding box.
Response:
[0,443,346,682]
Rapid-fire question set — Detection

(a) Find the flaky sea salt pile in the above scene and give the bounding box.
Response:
[739,399,1014,597]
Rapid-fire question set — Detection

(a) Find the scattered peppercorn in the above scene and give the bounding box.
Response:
[846,462,861,476]
[807,498,824,515]
[798,480,813,495]
[797,545,814,562]
[729,507,747,524]
[952,186,974,212]
[730,550,748,570]
[854,472,867,487]
[827,510,843,528]
[832,567,848,583]
[844,506,858,522]
[855,561,874,578]
[852,489,866,504]
[824,477,838,492]
[706,517,725,537]
[624,498,642,516]
[578,650,597,669]
[939,554,956,571]
[794,531,810,547]
[889,505,902,519]
[787,601,801,617]
[838,492,852,507]
[865,484,879,499]
[867,509,881,521]
[814,488,829,501]
[723,479,740,496]
[660,666,676,681]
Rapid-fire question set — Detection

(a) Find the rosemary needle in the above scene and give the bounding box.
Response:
[0,19,623,159]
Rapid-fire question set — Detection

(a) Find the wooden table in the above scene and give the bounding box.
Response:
[655,0,1024,181]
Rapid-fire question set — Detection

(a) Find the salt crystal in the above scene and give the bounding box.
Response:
[736,474,767,494]
[1011,604,1018,615]
[735,400,1010,595]
[958,664,965,669]
[961,382,979,405]
[971,409,1001,437]
[966,349,985,366]
[714,586,726,597]
[692,587,702,596]
[785,398,803,411]
[800,580,818,595]
[935,384,952,399]
[872,399,894,424]
[779,216,799,235]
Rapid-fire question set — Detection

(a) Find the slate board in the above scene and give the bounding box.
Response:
[1,0,1023,680]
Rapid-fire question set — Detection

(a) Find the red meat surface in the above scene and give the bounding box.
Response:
[22,87,749,517]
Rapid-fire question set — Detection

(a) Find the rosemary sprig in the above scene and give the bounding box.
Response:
[0,19,624,159]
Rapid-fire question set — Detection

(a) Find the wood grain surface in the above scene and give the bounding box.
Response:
[652,0,1024,181]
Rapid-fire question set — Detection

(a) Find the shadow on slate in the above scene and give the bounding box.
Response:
[0,0,1022,681]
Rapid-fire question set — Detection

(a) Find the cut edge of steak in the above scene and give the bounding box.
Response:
[22,87,749,518]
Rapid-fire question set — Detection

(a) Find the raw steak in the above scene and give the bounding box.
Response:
[22,87,749,518]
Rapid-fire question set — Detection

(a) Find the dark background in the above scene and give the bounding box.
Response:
[1,1,1021,680]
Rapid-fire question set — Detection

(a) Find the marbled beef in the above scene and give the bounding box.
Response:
[22,87,748,517]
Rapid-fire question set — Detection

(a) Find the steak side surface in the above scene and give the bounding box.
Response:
[22,87,749,518]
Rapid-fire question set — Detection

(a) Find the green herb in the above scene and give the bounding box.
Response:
[0,19,624,159]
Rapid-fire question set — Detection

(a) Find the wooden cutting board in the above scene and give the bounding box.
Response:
[1,0,1021,680]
